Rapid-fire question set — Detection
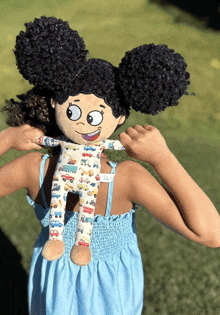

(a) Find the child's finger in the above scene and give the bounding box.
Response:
[143,124,153,130]
[31,144,43,150]
[125,127,139,139]
[32,137,40,144]
[118,132,132,149]
[23,143,43,151]
[133,124,146,133]
[26,138,43,150]
[31,130,44,140]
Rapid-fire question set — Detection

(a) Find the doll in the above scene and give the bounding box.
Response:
[13,16,190,267]
[33,134,125,266]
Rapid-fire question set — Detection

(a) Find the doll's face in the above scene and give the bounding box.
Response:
[52,94,125,145]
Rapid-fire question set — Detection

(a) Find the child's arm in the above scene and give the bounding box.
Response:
[119,125,220,248]
[0,124,43,197]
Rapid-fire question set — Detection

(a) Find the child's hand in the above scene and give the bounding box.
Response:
[119,124,170,166]
[8,124,44,151]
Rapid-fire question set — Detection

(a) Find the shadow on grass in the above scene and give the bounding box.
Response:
[150,0,220,30]
[0,229,28,315]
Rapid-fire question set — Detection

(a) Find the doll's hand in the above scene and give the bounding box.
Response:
[119,124,170,167]
[8,124,44,151]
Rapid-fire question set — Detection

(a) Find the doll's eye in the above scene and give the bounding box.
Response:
[67,104,82,121]
[87,110,103,126]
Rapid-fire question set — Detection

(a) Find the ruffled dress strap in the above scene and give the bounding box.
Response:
[105,161,117,217]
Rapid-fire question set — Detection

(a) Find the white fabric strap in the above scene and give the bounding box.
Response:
[100,173,115,182]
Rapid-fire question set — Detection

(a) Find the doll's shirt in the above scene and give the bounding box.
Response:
[27,154,144,315]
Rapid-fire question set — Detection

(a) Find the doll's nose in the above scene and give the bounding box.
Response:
[76,122,85,125]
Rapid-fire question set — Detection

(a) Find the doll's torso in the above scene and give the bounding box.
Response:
[56,142,103,193]
[29,153,133,217]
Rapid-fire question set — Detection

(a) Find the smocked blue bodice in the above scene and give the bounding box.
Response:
[27,197,137,262]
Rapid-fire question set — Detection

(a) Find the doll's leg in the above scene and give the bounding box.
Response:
[70,184,99,266]
[41,175,67,261]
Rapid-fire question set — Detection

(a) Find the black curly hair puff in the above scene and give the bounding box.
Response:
[14,16,88,103]
[117,44,190,115]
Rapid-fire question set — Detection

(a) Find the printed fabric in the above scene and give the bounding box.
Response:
[35,136,125,253]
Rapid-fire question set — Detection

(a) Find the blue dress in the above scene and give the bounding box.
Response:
[27,154,144,315]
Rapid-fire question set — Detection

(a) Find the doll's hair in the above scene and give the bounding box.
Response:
[14,16,88,97]
[58,58,130,119]
[3,16,190,146]
[117,44,190,115]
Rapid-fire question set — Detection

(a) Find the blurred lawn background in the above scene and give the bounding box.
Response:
[1,0,220,314]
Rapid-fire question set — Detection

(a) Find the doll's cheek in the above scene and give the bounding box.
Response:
[98,124,117,141]
[55,116,78,140]
[55,116,68,133]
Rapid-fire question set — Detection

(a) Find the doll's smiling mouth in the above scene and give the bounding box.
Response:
[76,129,101,141]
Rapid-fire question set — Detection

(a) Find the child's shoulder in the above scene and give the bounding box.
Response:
[116,159,147,177]
[23,151,54,182]
[24,151,47,164]
[25,151,58,173]
[116,159,154,192]
[0,151,48,199]
[114,159,150,190]
[24,152,57,202]
[24,151,48,175]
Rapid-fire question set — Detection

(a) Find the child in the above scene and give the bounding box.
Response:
[1,16,220,315]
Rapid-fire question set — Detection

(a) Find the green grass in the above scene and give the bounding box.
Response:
[1,0,220,314]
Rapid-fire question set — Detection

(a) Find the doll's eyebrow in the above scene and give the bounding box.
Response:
[74,99,80,102]
[100,105,106,108]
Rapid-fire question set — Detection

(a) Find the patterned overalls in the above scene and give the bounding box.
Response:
[35,135,124,256]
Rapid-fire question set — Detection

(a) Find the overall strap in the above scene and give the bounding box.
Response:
[39,154,49,209]
[105,161,118,217]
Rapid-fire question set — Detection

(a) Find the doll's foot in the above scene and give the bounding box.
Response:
[70,245,91,266]
[42,240,65,261]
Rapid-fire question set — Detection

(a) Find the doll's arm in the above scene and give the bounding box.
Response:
[101,139,125,150]
[33,135,61,147]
